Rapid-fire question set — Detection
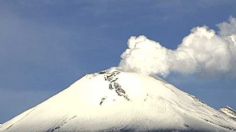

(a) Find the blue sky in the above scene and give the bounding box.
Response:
[0,0,236,123]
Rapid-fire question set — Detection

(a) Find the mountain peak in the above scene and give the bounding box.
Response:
[1,69,236,131]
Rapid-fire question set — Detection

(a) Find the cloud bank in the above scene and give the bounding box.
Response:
[119,17,236,77]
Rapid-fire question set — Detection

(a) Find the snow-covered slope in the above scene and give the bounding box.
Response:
[1,69,236,132]
[220,106,236,121]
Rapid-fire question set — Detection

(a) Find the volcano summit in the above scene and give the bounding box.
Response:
[0,68,236,132]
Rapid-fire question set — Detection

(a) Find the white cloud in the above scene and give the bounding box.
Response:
[119,17,236,77]
[218,17,236,36]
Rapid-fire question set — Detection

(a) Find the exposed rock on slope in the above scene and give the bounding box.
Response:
[220,106,236,121]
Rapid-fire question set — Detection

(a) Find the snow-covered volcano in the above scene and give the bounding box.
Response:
[0,68,236,132]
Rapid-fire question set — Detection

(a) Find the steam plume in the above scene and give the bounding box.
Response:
[119,17,236,77]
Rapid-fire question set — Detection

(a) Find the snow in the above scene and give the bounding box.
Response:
[220,106,236,121]
[0,68,236,131]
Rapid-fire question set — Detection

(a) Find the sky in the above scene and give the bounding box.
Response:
[0,0,236,123]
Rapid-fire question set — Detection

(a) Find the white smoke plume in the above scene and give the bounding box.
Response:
[119,17,236,77]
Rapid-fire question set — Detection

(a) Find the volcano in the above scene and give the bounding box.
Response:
[0,68,236,132]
